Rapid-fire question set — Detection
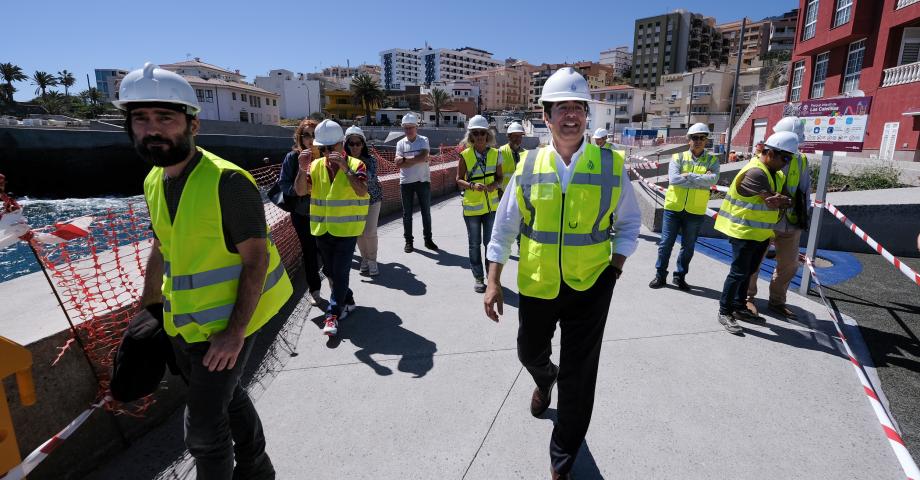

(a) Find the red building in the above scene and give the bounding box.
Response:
[734,0,920,161]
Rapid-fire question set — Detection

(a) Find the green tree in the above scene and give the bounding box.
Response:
[350,72,384,124]
[32,71,58,99]
[39,91,67,114]
[423,87,451,127]
[57,70,76,96]
[1,62,27,104]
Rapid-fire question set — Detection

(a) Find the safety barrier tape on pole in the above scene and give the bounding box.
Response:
[803,257,920,480]
[814,199,920,288]
[0,398,107,480]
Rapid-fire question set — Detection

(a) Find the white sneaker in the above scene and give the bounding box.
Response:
[359,258,369,276]
[308,290,322,306]
[322,315,338,336]
[339,303,356,321]
[368,260,379,276]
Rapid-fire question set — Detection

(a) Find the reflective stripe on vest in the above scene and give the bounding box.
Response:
[309,156,370,236]
[460,147,500,216]
[144,148,293,343]
[499,144,524,190]
[785,153,805,224]
[514,144,624,299]
[663,151,715,215]
[713,158,786,242]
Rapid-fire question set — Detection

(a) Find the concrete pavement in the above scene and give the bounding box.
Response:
[88,193,907,479]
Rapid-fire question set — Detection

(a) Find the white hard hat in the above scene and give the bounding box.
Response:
[764,131,799,154]
[313,119,345,147]
[773,116,805,142]
[113,62,200,115]
[687,123,710,137]
[401,113,419,126]
[344,125,365,141]
[468,115,489,130]
[507,122,525,134]
[538,67,591,104]
[593,128,608,139]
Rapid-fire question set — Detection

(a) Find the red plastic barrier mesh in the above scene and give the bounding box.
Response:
[36,146,461,414]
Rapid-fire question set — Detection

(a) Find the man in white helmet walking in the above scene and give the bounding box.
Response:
[483,68,641,479]
[745,117,811,318]
[498,121,527,195]
[116,63,292,479]
[592,128,611,148]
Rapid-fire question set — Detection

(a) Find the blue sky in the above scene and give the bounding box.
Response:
[6,0,797,101]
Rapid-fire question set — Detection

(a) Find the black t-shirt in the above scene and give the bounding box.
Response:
[151,152,267,253]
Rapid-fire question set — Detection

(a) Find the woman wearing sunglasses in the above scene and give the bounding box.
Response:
[344,126,383,277]
[456,115,503,293]
[279,118,326,306]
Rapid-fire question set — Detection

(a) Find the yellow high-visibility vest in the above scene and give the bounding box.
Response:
[714,158,786,241]
[664,150,718,215]
[461,147,500,216]
[309,156,370,237]
[498,143,525,190]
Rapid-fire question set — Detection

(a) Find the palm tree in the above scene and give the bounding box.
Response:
[58,70,76,96]
[423,87,451,127]
[350,72,384,124]
[1,62,27,104]
[39,91,67,114]
[32,71,58,99]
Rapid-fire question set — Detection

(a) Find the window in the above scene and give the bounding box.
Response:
[205,90,213,103]
[898,27,920,65]
[272,99,277,106]
[790,60,805,101]
[811,52,829,98]
[265,97,270,104]
[842,39,866,94]
[802,0,819,41]
[241,94,247,102]
[196,89,205,102]
[833,0,853,28]
[240,111,248,122]
[232,92,237,101]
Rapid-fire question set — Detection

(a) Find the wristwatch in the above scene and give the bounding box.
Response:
[345,168,356,177]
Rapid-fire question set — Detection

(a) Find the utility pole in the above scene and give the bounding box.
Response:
[641,92,647,130]
[726,18,747,156]
[613,90,620,136]
[686,70,696,128]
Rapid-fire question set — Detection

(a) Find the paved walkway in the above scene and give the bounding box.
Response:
[89,193,905,479]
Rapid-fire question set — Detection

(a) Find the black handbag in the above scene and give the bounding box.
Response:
[267,182,294,212]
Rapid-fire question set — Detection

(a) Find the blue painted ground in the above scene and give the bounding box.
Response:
[685,235,863,288]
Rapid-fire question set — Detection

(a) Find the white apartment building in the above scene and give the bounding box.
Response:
[599,46,633,77]
[468,65,532,111]
[589,85,650,134]
[254,69,321,120]
[159,58,280,125]
[380,46,502,90]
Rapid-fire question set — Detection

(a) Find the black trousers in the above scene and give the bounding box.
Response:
[719,238,770,314]
[291,213,326,292]
[517,267,617,474]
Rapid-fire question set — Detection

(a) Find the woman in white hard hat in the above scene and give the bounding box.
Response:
[456,115,503,293]
[345,125,383,277]
[279,118,326,305]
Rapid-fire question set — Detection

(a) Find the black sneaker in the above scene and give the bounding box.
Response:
[404,242,414,253]
[672,276,690,291]
[718,313,743,334]
[732,308,764,323]
[648,276,666,289]
[474,278,486,293]
[424,238,439,251]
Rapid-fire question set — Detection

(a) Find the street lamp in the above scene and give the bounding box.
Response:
[686,70,705,128]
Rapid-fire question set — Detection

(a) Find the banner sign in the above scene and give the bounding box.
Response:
[795,97,872,153]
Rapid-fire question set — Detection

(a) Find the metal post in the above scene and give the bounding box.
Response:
[726,18,747,156]
[613,92,620,135]
[799,150,833,295]
[641,92,647,130]
[686,71,696,128]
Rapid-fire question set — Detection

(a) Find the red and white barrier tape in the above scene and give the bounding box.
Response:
[0,398,107,480]
[814,199,920,288]
[803,257,920,479]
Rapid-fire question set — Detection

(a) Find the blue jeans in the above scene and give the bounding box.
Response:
[315,234,358,318]
[720,238,770,314]
[463,211,495,280]
[655,209,705,279]
[400,181,432,242]
[171,334,274,480]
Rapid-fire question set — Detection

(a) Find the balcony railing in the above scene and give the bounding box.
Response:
[896,0,919,8]
[882,61,920,87]
[757,86,787,105]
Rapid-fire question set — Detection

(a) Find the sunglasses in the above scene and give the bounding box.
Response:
[317,146,337,154]
[689,135,708,142]
[347,141,364,147]
[301,132,314,139]
[777,152,793,163]
[471,130,488,137]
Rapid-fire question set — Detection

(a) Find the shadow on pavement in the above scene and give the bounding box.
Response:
[539,408,605,479]
[414,247,471,270]
[364,261,427,296]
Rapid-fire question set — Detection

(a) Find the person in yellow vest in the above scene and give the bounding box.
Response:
[649,123,720,291]
[456,115,503,293]
[483,68,641,480]
[305,119,369,336]
[116,63,291,479]
[714,131,797,334]
[498,121,526,194]
[592,128,611,148]
[745,117,812,318]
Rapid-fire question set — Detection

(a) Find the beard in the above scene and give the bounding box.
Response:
[134,130,194,167]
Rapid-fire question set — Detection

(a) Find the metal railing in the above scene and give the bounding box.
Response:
[881,61,920,87]
[896,0,919,8]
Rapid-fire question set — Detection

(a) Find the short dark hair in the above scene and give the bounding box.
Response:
[542,101,589,120]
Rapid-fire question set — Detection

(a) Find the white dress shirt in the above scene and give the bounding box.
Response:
[486,140,642,265]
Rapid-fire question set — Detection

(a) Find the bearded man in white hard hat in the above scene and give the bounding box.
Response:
[745,117,811,319]
[498,121,527,194]
[116,62,292,479]
[483,67,641,479]
[592,128,610,148]
[713,131,796,335]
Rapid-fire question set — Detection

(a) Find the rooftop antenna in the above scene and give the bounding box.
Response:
[186,53,191,60]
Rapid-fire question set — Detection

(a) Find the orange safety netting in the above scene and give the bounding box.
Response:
[32,145,461,415]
